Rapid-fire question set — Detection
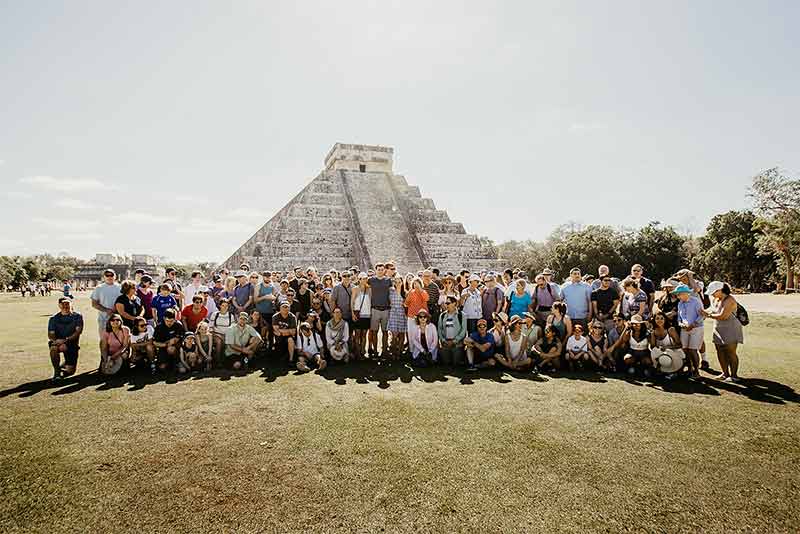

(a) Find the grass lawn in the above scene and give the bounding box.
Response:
[1,292,799,533]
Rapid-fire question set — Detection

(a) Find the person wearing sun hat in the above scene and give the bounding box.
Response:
[295,321,327,372]
[649,311,684,379]
[460,274,483,334]
[619,314,653,377]
[675,283,704,377]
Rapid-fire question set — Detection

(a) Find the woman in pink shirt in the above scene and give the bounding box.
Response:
[100,313,130,376]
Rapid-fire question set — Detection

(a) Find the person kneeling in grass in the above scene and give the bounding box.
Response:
[464,318,497,371]
[225,312,262,370]
[565,323,590,371]
[100,313,130,376]
[152,308,186,372]
[325,307,351,363]
[177,332,205,374]
[48,297,84,382]
[531,326,562,373]
[296,322,327,372]
[495,316,533,371]
[195,321,214,371]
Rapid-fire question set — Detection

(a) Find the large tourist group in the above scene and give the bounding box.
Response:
[46,261,746,384]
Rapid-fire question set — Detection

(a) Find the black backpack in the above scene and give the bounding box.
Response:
[736,303,749,326]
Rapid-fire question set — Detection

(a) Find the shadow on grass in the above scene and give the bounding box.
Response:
[2,355,799,405]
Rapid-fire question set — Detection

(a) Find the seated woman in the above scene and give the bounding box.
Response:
[496,317,532,371]
[325,307,351,363]
[587,320,612,371]
[409,309,438,366]
[129,317,156,373]
[546,302,572,344]
[296,322,327,372]
[100,313,130,376]
[565,324,590,371]
[490,312,508,356]
[620,314,653,377]
[195,321,214,372]
[649,311,684,379]
[208,298,235,366]
[178,332,205,374]
[521,313,542,352]
[531,326,562,372]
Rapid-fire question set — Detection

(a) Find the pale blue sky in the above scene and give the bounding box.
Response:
[1,1,797,263]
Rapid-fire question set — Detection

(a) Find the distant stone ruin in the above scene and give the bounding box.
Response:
[222,143,505,273]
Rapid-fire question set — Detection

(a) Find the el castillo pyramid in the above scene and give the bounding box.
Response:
[222,143,505,274]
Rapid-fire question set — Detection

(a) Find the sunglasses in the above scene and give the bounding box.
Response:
[110,318,121,322]
[193,299,203,303]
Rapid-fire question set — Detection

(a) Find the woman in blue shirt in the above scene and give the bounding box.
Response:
[507,279,532,319]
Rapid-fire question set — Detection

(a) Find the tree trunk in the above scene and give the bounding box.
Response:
[785,252,795,292]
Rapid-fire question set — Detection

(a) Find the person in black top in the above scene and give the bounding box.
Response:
[591,275,620,332]
[152,308,186,371]
[272,301,298,365]
[114,280,143,329]
[629,264,656,309]
[48,297,84,381]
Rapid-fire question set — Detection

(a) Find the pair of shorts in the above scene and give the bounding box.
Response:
[370,308,389,331]
[354,316,371,331]
[49,341,79,366]
[680,327,704,350]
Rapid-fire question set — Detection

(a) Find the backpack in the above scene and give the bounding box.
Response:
[735,303,749,326]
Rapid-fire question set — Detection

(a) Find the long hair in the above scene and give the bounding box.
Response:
[105,313,123,333]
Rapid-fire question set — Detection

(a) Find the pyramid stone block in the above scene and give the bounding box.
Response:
[222,143,505,274]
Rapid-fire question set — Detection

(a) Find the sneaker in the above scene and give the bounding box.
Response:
[627,367,636,376]
[51,370,62,383]
[242,357,249,369]
[150,362,157,375]
[467,364,477,372]
[730,376,741,383]
[531,365,539,375]
[723,376,735,383]
[297,362,310,372]
[643,368,652,379]
[701,361,710,371]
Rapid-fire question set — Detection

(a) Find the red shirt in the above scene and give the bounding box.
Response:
[181,305,208,332]
[404,289,429,319]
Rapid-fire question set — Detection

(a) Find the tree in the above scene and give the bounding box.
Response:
[546,225,626,281]
[618,222,686,283]
[497,240,551,277]
[691,211,776,291]
[21,258,42,283]
[749,168,800,291]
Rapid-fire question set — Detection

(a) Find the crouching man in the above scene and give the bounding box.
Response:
[225,312,262,370]
[296,322,327,372]
[48,297,84,382]
[152,308,186,372]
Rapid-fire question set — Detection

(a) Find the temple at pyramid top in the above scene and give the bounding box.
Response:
[222,143,504,274]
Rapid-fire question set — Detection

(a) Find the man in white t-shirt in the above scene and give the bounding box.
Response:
[91,269,121,336]
[183,271,204,307]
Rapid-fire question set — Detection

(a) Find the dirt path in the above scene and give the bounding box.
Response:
[735,293,800,316]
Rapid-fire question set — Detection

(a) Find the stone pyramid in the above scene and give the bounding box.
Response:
[222,143,505,274]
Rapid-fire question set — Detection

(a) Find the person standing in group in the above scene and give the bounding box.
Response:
[114,280,144,329]
[421,270,441,326]
[368,263,392,359]
[404,277,429,340]
[47,297,83,382]
[387,275,407,359]
[530,274,558,325]
[560,268,593,331]
[253,271,277,350]
[703,281,744,382]
[629,264,656,310]
[621,279,650,320]
[232,271,254,315]
[675,284,704,378]
[137,275,155,327]
[481,274,505,324]
[507,279,532,319]
[460,274,483,334]
[350,272,372,360]
[183,271,204,307]
[163,267,184,308]
[91,269,121,338]
[541,268,562,300]
[329,271,353,334]
[591,274,620,332]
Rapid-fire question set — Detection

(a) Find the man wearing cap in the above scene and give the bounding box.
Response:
[152,308,186,371]
[91,269,121,337]
[460,274,483,334]
[198,285,217,316]
[541,268,562,299]
[464,318,497,371]
[48,297,83,381]
[675,284,704,377]
[437,296,467,366]
[560,268,593,331]
[368,263,392,358]
[272,301,298,366]
[295,321,326,372]
[481,274,506,324]
[591,274,620,332]
[210,275,225,306]
[232,271,253,314]
[226,312,262,370]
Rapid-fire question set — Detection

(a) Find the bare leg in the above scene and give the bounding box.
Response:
[49,346,61,374]
[714,344,729,377]
[728,344,739,377]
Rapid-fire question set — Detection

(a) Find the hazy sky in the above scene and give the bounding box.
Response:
[1,1,798,263]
